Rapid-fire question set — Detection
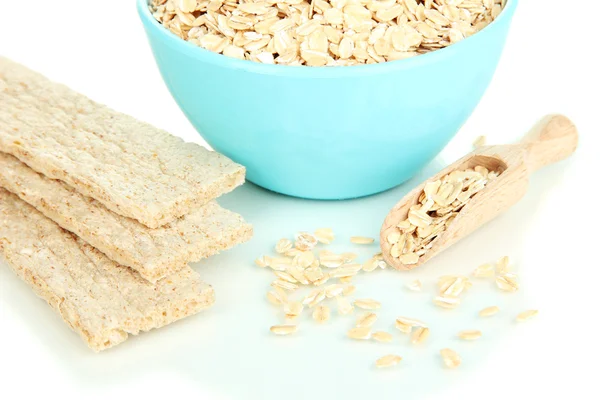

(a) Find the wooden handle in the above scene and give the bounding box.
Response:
[520,114,578,172]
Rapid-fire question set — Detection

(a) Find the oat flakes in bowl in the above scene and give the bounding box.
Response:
[138,0,518,199]
[150,0,506,66]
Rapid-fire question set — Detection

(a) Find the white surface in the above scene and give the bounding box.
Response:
[0,1,597,399]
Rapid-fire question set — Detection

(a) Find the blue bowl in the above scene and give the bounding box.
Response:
[137,0,518,200]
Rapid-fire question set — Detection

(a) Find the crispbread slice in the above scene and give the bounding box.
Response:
[0,189,215,352]
[0,152,252,283]
[0,57,245,228]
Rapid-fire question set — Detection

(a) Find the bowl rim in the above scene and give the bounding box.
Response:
[137,0,518,78]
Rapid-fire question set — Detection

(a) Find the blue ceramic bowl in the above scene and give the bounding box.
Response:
[137,0,518,199]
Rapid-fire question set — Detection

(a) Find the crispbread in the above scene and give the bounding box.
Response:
[0,57,245,228]
[0,189,215,352]
[0,152,252,283]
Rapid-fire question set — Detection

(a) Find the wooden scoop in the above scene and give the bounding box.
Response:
[380,114,578,270]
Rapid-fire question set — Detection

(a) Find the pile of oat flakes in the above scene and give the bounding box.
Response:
[150,0,506,66]
[256,228,537,369]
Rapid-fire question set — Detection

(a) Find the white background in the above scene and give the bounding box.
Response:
[0,1,598,399]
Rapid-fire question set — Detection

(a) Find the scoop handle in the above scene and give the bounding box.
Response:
[520,114,578,172]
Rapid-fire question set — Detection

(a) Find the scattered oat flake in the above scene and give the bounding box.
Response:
[294,250,315,268]
[354,298,381,310]
[473,263,495,278]
[337,296,354,315]
[341,252,358,263]
[350,236,375,245]
[330,263,362,278]
[443,277,469,297]
[302,288,322,305]
[275,238,293,254]
[269,257,292,271]
[339,276,353,284]
[266,290,283,306]
[313,275,330,286]
[496,273,519,292]
[356,312,377,328]
[411,327,430,344]
[464,280,473,291]
[362,257,379,272]
[406,279,422,292]
[437,275,456,292]
[496,255,511,274]
[395,316,428,334]
[287,266,310,285]
[274,270,298,284]
[342,284,356,296]
[313,305,331,323]
[304,267,325,283]
[284,301,304,317]
[373,331,394,343]
[396,316,427,326]
[375,354,402,368]
[473,135,487,148]
[395,321,412,334]
[273,286,288,301]
[458,330,482,340]
[285,314,299,323]
[255,256,270,267]
[308,291,327,308]
[440,348,461,369]
[433,295,460,309]
[272,279,298,291]
[319,252,345,269]
[516,309,538,322]
[295,232,318,251]
[479,306,500,317]
[324,284,344,298]
[285,248,303,258]
[314,228,335,244]
[348,327,371,340]
[270,325,298,335]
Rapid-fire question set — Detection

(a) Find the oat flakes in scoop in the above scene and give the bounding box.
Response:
[150,0,506,66]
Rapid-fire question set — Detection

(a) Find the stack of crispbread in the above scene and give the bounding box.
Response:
[0,57,253,351]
